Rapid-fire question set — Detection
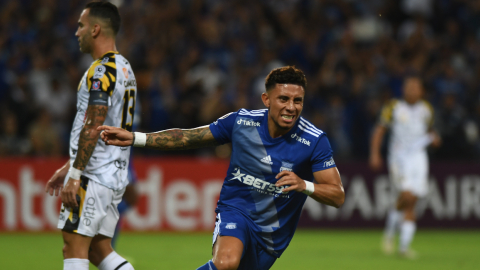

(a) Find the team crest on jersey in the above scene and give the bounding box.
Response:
[71,213,79,224]
[92,81,101,90]
[93,65,106,79]
[280,161,294,172]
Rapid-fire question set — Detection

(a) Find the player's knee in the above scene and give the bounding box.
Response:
[62,244,68,259]
[88,248,102,266]
[63,242,84,259]
[213,254,241,270]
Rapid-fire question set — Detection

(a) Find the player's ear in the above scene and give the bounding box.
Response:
[261,92,270,108]
[91,24,101,38]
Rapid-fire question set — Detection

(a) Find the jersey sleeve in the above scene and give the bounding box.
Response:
[209,111,238,144]
[311,134,336,172]
[379,99,397,127]
[86,59,117,105]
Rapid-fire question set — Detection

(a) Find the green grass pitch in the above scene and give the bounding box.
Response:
[1,230,478,269]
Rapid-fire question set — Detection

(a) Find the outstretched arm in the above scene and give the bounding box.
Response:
[98,125,220,150]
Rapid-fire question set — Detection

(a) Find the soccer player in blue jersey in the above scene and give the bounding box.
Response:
[98,66,345,270]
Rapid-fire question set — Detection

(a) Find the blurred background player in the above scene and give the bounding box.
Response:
[370,75,441,258]
[97,66,345,270]
[44,2,136,269]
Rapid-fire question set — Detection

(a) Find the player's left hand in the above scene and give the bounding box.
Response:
[275,171,307,193]
[430,131,442,148]
[61,178,81,209]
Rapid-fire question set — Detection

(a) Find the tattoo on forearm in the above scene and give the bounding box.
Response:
[145,126,219,150]
[73,105,108,170]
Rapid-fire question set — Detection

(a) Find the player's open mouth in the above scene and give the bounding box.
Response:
[281,115,294,121]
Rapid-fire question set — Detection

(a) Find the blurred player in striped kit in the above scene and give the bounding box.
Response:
[370,75,441,258]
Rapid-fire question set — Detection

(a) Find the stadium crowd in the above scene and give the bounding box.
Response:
[0,0,479,160]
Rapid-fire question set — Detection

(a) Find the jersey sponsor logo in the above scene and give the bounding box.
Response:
[237,118,261,127]
[260,155,273,165]
[225,223,236,229]
[124,80,136,87]
[123,67,129,79]
[280,161,294,172]
[93,65,106,79]
[83,197,96,226]
[324,157,335,168]
[229,168,287,197]
[291,133,311,146]
[100,57,109,64]
[92,81,101,90]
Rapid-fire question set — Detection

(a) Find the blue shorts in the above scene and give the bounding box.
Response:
[212,211,277,270]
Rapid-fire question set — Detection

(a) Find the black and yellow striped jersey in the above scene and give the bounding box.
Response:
[70,51,137,190]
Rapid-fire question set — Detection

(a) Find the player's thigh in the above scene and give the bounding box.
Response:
[397,191,417,210]
[62,230,92,258]
[212,212,249,269]
[213,236,244,268]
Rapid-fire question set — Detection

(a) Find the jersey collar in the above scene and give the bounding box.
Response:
[97,51,119,60]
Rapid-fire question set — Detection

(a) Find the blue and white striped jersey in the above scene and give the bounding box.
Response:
[209,108,336,257]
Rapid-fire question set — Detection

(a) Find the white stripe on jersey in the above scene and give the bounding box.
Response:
[300,118,323,134]
[239,109,264,116]
[218,112,234,120]
[298,121,322,136]
[298,125,320,137]
[250,109,267,113]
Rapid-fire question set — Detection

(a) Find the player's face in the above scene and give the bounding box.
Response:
[403,78,423,104]
[75,9,93,54]
[262,83,304,135]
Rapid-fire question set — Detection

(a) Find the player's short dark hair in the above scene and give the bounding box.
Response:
[265,66,307,91]
[86,1,121,36]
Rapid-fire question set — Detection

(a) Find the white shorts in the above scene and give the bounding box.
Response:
[388,151,429,197]
[57,175,125,238]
